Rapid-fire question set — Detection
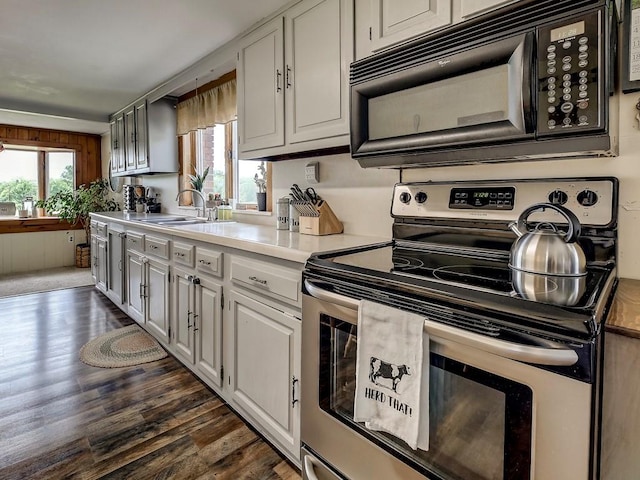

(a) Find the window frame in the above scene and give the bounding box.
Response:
[0,124,101,234]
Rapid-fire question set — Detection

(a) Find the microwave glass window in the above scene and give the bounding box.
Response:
[368,64,523,140]
[320,315,533,480]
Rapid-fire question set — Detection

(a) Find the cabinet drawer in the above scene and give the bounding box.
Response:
[92,221,107,238]
[231,257,300,304]
[195,248,223,277]
[144,235,170,259]
[173,242,195,267]
[126,232,145,251]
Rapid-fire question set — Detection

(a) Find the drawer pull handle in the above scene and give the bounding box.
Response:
[249,276,268,286]
[199,259,212,266]
[150,245,158,249]
[175,252,185,257]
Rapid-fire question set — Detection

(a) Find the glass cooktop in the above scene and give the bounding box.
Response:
[309,242,613,311]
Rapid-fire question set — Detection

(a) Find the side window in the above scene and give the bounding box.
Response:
[0,148,75,212]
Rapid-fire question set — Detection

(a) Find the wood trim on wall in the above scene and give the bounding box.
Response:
[0,124,102,187]
[0,124,102,234]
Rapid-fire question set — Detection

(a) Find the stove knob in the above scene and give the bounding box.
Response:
[415,191,428,204]
[399,191,412,204]
[577,189,598,206]
[548,189,568,205]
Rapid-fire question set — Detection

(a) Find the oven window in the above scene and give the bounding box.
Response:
[319,315,533,480]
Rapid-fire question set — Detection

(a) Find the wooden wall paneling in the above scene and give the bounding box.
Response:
[0,124,102,235]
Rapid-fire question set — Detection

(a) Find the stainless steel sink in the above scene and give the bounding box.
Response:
[137,215,188,223]
[156,219,207,226]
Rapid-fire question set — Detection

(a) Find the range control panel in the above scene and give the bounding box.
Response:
[392,178,616,227]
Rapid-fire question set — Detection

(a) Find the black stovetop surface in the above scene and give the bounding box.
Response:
[305,240,617,341]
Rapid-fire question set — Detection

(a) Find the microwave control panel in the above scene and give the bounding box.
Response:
[537,10,602,135]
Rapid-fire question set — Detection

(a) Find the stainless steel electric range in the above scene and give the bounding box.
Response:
[301,178,618,480]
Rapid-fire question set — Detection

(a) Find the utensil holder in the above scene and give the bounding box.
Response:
[293,201,343,236]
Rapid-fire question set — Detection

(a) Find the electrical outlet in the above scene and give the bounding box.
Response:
[305,161,319,184]
[68,235,74,243]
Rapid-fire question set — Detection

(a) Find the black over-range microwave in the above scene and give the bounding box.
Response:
[350,0,618,168]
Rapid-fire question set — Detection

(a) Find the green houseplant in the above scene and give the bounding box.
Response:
[36,179,119,267]
[254,161,267,211]
[189,166,209,208]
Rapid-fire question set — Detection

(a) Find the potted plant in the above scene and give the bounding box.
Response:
[36,179,120,267]
[188,166,209,209]
[254,161,267,211]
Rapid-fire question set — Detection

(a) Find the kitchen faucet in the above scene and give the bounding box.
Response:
[175,189,207,218]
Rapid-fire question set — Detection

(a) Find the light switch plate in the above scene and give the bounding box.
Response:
[305,161,319,184]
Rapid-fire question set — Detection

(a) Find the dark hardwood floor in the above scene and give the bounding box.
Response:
[0,286,301,480]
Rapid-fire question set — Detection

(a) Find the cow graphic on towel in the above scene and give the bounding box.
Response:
[369,356,411,393]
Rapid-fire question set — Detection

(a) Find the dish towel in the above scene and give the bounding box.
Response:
[353,300,429,451]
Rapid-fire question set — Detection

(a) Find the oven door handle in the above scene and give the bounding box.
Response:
[304,280,579,367]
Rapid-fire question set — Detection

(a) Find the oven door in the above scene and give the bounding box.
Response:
[301,281,593,480]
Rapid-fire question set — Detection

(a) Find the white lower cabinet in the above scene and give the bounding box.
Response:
[91,234,108,293]
[91,217,303,466]
[173,270,196,364]
[227,289,301,460]
[172,267,224,388]
[145,257,171,343]
[126,249,145,325]
[126,248,170,343]
[107,228,126,306]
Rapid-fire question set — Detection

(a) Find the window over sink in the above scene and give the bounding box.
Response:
[177,71,272,212]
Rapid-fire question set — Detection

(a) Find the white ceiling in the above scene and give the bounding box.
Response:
[0,0,291,135]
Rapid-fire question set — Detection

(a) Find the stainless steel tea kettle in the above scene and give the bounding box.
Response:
[509,203,587,306]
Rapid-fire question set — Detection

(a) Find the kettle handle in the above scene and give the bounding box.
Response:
[517,203,581,243]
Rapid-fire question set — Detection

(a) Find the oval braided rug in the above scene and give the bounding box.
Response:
[79,324,167,368]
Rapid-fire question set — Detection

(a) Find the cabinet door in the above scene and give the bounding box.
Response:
[124,105,137,170]
[285,0,353,144]
[91,234,98,284]
[457,0,515,20]
[228,290,301,457]
[107,230,125,305]
[194,276,223,388]
[96,237,108,293]
[238,16,285,152]
[146,258,170,344]
[111,113,126,173]
[126,250,145,325]
[135,101,148,170]
[173,268,195,364]
[370,0,451,52]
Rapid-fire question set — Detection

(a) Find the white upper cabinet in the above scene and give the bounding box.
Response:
[356,0,522,59]
[111,98,177,177]
[456,0,517,21]
[369,0,452,52]
[285,0,352,144]
[238,0,353,158]
[238,17,285,152]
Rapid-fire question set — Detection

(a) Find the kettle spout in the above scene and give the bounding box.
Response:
[508,221,524,238]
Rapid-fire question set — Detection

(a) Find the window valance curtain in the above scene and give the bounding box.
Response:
[176,78,236,135]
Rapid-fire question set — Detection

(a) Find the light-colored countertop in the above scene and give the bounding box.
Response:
[91,212,390,264]
[607,278,640,339]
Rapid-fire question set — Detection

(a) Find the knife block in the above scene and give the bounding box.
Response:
[299,202,343,236]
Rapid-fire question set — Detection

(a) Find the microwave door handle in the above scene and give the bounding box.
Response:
[303,280,578,367]
[521,31,536,132]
